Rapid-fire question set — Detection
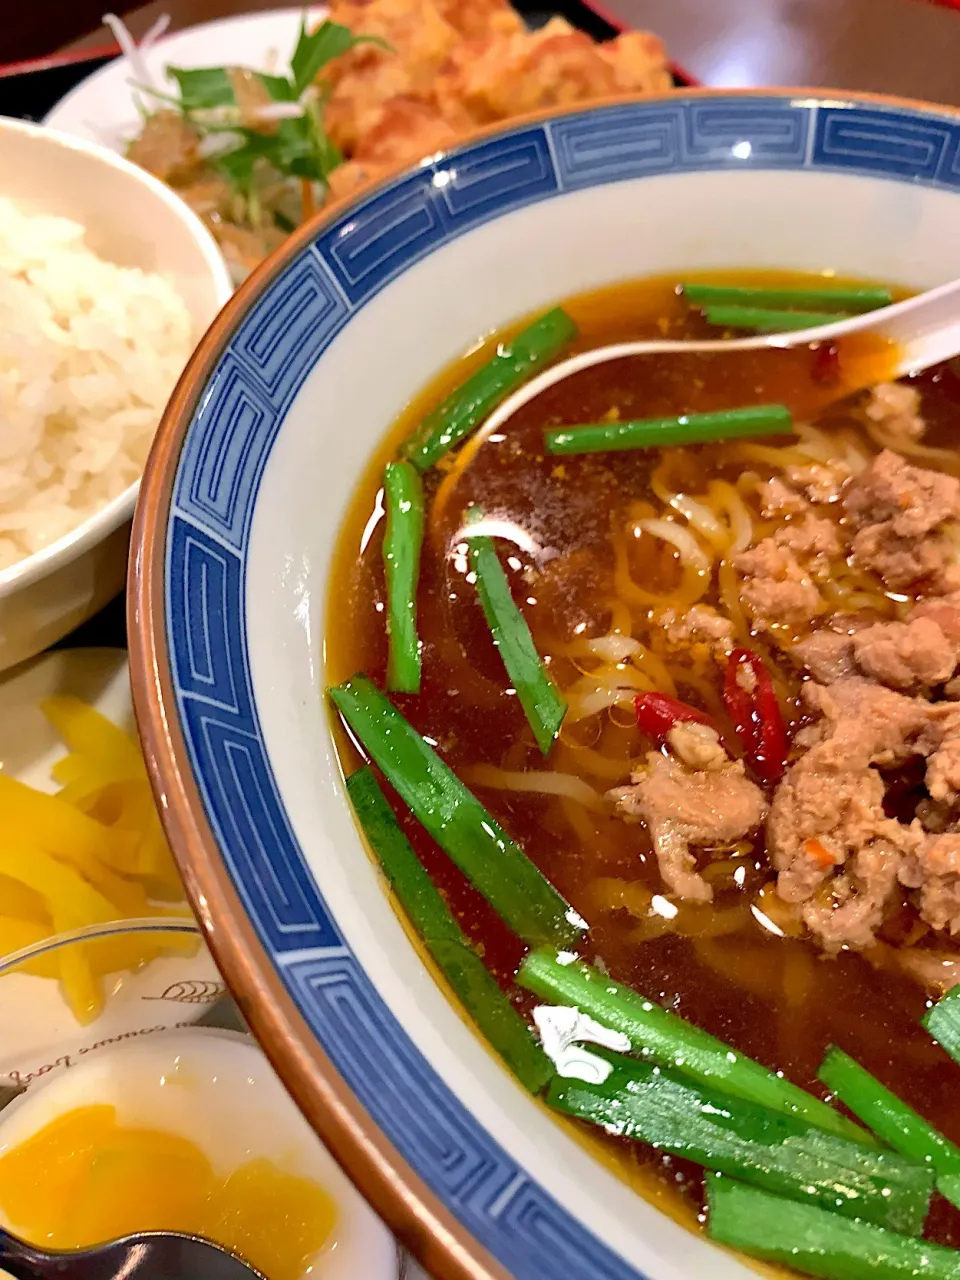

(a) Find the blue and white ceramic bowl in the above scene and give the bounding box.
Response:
[131,90,960,1280]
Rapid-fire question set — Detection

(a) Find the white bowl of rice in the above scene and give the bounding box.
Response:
[0,115,232,671]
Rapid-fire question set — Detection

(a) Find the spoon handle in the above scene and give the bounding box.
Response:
[0,1228,53,1279]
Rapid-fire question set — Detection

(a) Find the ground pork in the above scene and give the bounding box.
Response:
[864,382,926,445]
[734,515,842,633]
[792,592,960,689]
[912,593,960,642]
[919,704,960,806]
[844,449,960,536]
[803,843,906,953]
[791,626,859,684]
[852,616,960,689]
[901,834,960,934]
[842,450,960,593]
[797,678,931,770]
[658,603,734,663]
[766,672,960,950]
[784,461,851,505]
[854,524,960,594]
[667,722,728,771]
[610,752,767,902]
[768,764,888,902]
[758,477,810,518]
[767,677,933,951]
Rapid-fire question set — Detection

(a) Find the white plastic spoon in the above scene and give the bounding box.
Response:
[481,275,960,443]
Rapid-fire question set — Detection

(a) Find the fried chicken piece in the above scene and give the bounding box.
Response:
[326,96,460,201]
[322,0,458,152]
[597,29,674,95]
[433,0,525,41]
[319,2,672,203]
[435,18,671,130]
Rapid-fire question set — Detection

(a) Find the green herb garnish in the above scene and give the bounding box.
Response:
[346,767,554,1093]
[143,18,390,215]
[550,1052,932,1233]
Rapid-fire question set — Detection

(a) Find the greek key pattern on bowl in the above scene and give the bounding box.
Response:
[167,518,341,950]
[164,95,960,1279]
[813,106,960,184]
[281,951,640,1280]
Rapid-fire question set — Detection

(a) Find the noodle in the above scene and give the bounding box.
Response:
[555,740,644,781]
[717,558,751,644]
[462,763,607,811]
[632,901,752,941]
[708,481,755,554]
[591,876,653,917]
[651,463,729,546]
[840,434,871,474]
[629,646,679,697]
[865,421,960,475]
[635,518,712,575]
[612,527,668,608]
[567,683,645,721]
[608,598,635,638]
[792,421,839,464]
[732,441,823,470]
[587,634,643,662]
[559,792,604,847]
[557,714,603,749]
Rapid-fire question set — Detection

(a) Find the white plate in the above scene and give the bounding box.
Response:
[0,648,224,1091]
[0,647,133,786]
[45,8,327,154]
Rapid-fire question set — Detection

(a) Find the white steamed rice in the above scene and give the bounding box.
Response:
[0,196,194,572]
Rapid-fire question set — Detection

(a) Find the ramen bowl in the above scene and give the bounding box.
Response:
[131,90,960,1280]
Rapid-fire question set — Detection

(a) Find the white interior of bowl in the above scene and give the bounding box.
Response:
[244,167,960,1277]
[0,118,232,598]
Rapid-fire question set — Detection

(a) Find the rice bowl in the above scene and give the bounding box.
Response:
[0,198,194,571]
[0,116,231,671]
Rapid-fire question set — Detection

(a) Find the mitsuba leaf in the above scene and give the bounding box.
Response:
[212,130,276,185]
[255,71,297,102]
[165,65,236,111]
[290,18,390,96]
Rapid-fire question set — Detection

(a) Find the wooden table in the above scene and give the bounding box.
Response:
[66,0,960,105]
[619,0,960,104]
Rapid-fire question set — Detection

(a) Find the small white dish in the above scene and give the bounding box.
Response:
[0,1026,399,1280]
[0,648,224,1091]
[0,118,232,671]
[45,8,327,154]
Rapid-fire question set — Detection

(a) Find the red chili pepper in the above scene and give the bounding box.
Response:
[722,648,789,785]
[635,691,716,740]
[811,340,841,387]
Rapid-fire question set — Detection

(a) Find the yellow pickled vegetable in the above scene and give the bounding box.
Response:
[0,696,193,1023]
[41,696,144,775]
[0,1106,337,1280]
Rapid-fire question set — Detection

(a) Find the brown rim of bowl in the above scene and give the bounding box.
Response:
[129,85,960,1280]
